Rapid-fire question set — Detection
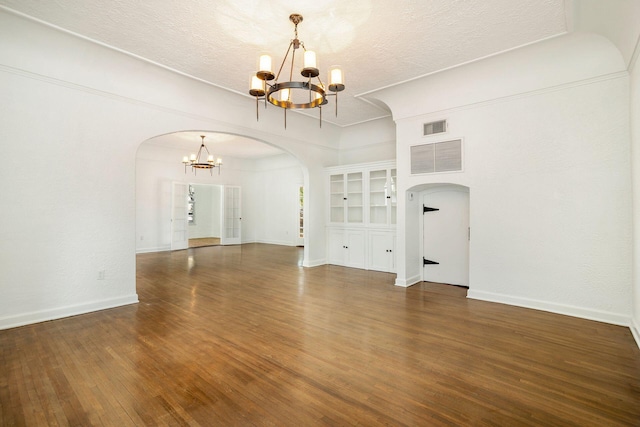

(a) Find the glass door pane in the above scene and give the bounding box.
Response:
[390,169,397,225]
[223,186,241,244]
[347,172,363,223]
[330,174,345,223]
[369,169,387,224]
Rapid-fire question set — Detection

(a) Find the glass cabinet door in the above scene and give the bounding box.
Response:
[346,172,363,223]
[369,169,388,224]
[389,168,397,225]
[330,174,345,223]
[369,168,396,225]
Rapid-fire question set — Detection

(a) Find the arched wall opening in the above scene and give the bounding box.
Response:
[135,130,311,260]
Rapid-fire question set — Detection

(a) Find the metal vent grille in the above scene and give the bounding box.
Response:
[411,139,462,174]
[423,120,447,136]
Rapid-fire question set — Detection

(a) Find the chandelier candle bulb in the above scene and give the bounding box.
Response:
[257,55,275,80]
[329,66,345,91]
[259,55,272,72]
[207,155,214,163]
[304,51,316,68]
[190,154,197,161]
[182,156,189,164]
[250,76,265,96]
[280,88,290,103]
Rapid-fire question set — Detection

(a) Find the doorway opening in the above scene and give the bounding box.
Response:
[187,184,222,248]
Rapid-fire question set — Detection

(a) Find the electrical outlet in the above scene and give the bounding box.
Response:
[98,270,106,280]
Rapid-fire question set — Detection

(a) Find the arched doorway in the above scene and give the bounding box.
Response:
[135,130,307,255]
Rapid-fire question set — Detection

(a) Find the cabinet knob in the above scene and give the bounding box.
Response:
[343,197,347,200]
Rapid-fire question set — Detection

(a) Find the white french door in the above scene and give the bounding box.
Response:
[221,185,241,245]
[170,182,189,251]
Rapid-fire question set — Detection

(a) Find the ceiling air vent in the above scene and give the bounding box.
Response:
[423,120,447,136]
[411,139,462,174]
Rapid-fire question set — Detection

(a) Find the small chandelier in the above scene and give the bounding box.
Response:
[249,14,345,128]
[181,135,222,175]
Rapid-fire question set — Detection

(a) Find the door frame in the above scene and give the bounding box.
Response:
[170,182,189,251]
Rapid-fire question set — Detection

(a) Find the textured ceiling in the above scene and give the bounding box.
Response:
[0,0,569,128]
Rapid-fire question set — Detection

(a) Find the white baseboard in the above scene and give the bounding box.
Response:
[0,294,139,330]
[395,274,422,288]
[467,289,630,327]
[136,245,170,254]
[304,258,326,267]
[254,239,296,247]
[631,317,640,350]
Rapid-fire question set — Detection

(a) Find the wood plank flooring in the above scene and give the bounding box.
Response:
[188,237,220,248]
[1,243,639,426]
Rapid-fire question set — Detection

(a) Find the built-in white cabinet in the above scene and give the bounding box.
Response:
[327,228,366,269]
[326,161,396,273]
[368,231,396,273]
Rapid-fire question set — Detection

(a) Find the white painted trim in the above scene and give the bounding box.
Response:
[627,28,640,72]
[395,274,421,288]
[304,258,326,268]
[0,294,139,331]
[136,245,171,254]
[631,317,640,350]
[397,71,628,122]
[355,33,569,98]
[324,159,396,174]
[254,239,297,247]
[467,289,630,327]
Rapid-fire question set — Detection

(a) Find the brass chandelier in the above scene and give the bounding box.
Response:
[181,135,222,175]
[249,14,345,128]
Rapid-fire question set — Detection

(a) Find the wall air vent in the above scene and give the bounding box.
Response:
[423,120,447,136]
[411,139,462,174]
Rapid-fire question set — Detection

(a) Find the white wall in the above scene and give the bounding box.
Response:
[338,117,396,165]
[370,33,633,325]
[252,154,305,246]
[0,9,338,329]
[630,45,640,345]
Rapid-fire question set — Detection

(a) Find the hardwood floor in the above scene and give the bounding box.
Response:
[1,243,639,426]
[188,237,220,248]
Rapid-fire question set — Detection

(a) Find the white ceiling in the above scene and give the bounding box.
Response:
[0,0,569,128]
